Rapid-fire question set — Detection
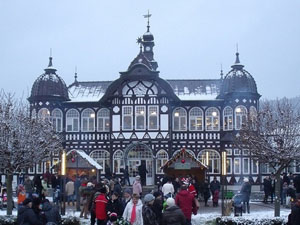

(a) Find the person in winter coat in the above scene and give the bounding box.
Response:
[24,176,34,198]
[123,193,143,225]
[138,161,148,186]
[288,195,300,225]
[152,191,163,224]
[175,184,197,225]
[133,176,142,196]
[294,174,300,195]
[122,188,132,209]
[65,179,75,206]
[210,177,220,207]
[95,187,108,225]
[123,166,130,186]
[263,176,272,203]
[80,182,94,219]
[17,198,43,225]
[113,179,123,197]
[107,192,124,219]
[41,199,61,225]
[34,175,43,197]
[142,194,158,225]
[240,178,251,213]
[202,179,211,207]
[162,198,186,225]
[162,179,175,197]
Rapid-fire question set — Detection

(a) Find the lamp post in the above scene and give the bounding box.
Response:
[221,150,227,216]
[61,150,66,215]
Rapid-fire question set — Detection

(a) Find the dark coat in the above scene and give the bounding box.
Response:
[152,198,163,224]
[175,190,197,220]
[142,205,159,225]
[41,201,61,224]
[240,182,251,202]
[263,178,272,195]
[17,206,43,225]
[162,206,186,225]
[106,198,124,218]
[289,202,300,225]
[210,180,220,194]
[294,175,300,193]
[202,182,210,200]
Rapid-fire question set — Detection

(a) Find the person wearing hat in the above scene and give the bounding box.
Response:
[240,177,251,213]
[123,193,143,225]
[142,193,158,225]
[162,198,186,225]
[17,198,43,225]
[122,188,132,208]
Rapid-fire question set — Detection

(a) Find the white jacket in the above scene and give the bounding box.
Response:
[162,182,174,196]
[122,199,143,225]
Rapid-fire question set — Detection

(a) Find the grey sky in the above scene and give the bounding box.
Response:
[1,0,299,99]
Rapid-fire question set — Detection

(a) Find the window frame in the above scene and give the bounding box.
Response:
[156,150,169,174]
[51,108,63,132]
[135,106,146,130]
[148,106,159,130]
[122,106,133,130]
[189,107,204,131]
[243,158,250,174]
[235,105,248,130]
[97,108,110,132]
[81,108,95,132]
[234,158,241,174]
[173,107,187,131]
[113,150,124,175]
[205,107,220,131]
[66,109,80,132]
[223,106,233,131]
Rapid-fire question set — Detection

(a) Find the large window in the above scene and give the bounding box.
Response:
[38,108,50,121]
[198,150,220,174]
[173,107,187,131]
[205,107,220,131]
[156,150,169,174]
[252,159,259,174]
[243,158,250,174]
[97,108,110,132]
[51,109,63,132]
[81,108,95,132]
[148,106,158,130]
[234,158,241,174]
[90,150,110,174]
[66,109,79,132]
[113,150,124,174]
[235,105,247,130]
[189,107,203,131]
[123,106,133,130]
[135,106,146,130]
[226,158,232,174]
[249,106,257,129]
[223,106,233,131]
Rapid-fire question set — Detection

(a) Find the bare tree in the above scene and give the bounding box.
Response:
[235,98,300,217]
[0,90,63,215]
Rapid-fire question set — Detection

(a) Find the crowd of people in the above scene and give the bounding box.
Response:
[1,170,298,225]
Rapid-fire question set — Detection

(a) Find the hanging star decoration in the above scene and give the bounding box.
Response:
[136,37,142,45]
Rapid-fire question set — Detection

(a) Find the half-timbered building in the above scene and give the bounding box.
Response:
[24,23,265,189]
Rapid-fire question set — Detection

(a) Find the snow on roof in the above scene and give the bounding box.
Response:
[176,93,218,101]
[67,150,103,169]
[68,81,111,102]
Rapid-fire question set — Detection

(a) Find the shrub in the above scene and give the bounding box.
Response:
[216,217,287,225]
[0,216,80,225]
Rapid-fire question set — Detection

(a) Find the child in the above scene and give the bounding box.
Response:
[17,184,26,208]
[107,212,118,225]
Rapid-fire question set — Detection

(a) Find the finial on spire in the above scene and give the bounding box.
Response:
[50,48,52,57]
[143,10,152,32]
[74,66,78,82]
[220,64,224,79]
[235,43,240,64]
[48,48,53,67]
[136,37,143,52]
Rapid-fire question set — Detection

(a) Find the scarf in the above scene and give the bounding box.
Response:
[130,203,136,224]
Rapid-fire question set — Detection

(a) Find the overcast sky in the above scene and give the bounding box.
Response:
[1,0,299,100]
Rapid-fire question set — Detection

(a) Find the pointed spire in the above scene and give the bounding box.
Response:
[220,64,224,79]
[231,44,244,70]
[44,50,57,74]
[74,66,78,82]
[48,57,53,67]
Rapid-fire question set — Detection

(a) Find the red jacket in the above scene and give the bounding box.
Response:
[175,190,197,220]
[95,193,108,220]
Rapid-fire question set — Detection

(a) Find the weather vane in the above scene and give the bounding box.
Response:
[143,10,152,32]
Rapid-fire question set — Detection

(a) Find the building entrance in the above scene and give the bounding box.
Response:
[125,142,154,185]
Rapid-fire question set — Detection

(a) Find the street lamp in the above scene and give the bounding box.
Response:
[221,150,227,216]
[61,150,66,215]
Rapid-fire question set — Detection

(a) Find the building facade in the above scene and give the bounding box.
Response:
[25,24,268,187]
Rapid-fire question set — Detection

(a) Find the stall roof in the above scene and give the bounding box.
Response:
[67,150,103,170]
[161,148,208,170]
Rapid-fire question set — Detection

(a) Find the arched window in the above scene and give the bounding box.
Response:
[81,108,95,132]
[156,150,169,174]
[173,108,187,131]
[97,108,110,132]
[223,106,233,131]
[205,107,220,131]
[197,150,220,174]
[189,107,203,131]
[90,150,110,174]
[235,105,247,130]
[38,108,50,121]
[113,150,124,174]
[173,149,195,158]
[66,109,79,132]
[51,108,63,132]
[31,109,37,119]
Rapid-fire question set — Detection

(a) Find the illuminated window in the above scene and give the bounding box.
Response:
[173,108,187,131]
[156,150,169,174]
[97,108,110,132]
[198,150,220,174]
[38,108,50,121]
[235,105,247,130]
[223,106,233,131]
[81,108,95,132]
[205,107,220,131]
[135,106,146,130]
[148,106,158,130]
[90,150,110,174]
[189,107,203,131]
[234,158,241,174]
[113,150,124,174]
